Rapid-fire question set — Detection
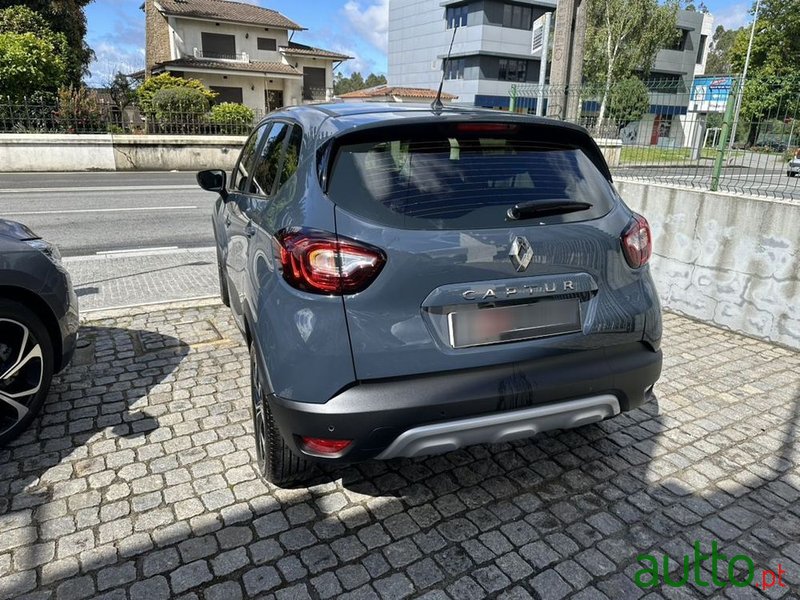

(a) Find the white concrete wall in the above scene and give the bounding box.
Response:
[0,135,117,172]
[0,134,245,172]
[617,179,800,349]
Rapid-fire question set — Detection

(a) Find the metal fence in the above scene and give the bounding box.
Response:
[509,79,800,202]
[0,98,264,136]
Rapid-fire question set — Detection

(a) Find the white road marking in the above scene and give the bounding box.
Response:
[96,246,180,255]
[0,184,199,194]
[4,206,199,216]
[63,246,217,262]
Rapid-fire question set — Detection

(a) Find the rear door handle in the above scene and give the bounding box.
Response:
[244,223,256,238]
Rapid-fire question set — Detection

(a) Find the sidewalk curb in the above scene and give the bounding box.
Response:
[81,296,221,321]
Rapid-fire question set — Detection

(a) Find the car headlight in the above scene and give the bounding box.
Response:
[24,238,62,263]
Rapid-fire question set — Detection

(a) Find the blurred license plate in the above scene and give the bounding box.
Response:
[448,299,581,349]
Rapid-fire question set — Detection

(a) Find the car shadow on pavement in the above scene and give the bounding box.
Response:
[0,323,189,598]
[0,307,798,600]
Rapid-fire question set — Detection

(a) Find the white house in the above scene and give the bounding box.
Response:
[144,0,352,113]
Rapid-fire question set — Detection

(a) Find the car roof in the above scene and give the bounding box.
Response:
[264,102,592,137]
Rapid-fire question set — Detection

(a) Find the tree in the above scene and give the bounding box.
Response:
[607,77,651,128]
[729,0,800,144]
[585,0,679,131]
[0,5,70,99]
[0,32,66,100]
[333,71,386,95]
[0,0,94,86]
[109,72,137,112]
[705,25,743,74]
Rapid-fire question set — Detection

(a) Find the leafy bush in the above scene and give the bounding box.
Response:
[152,87,210,117]
[210,102,254,134]
[55,86,104,133]
[136,73,216,114]
[0,32,66,101]
[608,77,651,128]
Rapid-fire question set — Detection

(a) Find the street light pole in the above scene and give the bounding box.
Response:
[729,0,761,150]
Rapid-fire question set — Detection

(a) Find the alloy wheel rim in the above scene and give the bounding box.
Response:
[251,353,267,469]
[0,319,44,439]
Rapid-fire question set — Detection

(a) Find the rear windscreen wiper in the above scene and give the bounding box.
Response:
[506,200,593,220]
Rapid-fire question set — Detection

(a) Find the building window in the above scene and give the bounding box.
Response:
[668,28,690,51]
[257,37,277,51]
[696,34,707,64]
[211,86,244,104]
[498,58,527,82]
[502,3,532,30]
[444,57,465,80]
[201,32,236,59]
[446,5,468,28]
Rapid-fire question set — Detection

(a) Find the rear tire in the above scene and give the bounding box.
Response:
[250,343,312,486]
[0,300,54,446]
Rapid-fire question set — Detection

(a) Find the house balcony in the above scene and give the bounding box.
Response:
[192,48,250,63]
[302,86,333,102]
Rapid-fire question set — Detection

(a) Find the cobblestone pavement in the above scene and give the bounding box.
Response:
[64,249,218,312]
[0,304,798,600]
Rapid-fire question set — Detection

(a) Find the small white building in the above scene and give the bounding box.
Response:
[144,0,352,113]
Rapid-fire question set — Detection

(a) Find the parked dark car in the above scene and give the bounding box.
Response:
[199,103,663,485]
[0,219,78,445]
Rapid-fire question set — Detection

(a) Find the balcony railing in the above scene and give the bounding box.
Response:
[192,48,249,62]
[302,86,332,102]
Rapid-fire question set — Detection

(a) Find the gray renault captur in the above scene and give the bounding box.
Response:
[199,103,662,485]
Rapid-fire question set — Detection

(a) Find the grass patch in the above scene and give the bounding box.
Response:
[620,146,721,164]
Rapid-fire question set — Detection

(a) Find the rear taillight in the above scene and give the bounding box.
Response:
[621,214,653,268]
[276,229,386,295]
[300,436,352,456]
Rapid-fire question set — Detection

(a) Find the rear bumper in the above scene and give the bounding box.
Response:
[269,342,662,463]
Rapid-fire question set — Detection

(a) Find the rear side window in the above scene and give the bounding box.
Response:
[233,124,266,192]
[251,122,289,196]
[326,122,617,230]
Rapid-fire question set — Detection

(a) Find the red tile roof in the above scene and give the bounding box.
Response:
[156,0,304,30]
[279,42,352,61]
[154,57,302,76]
[339,86,458,100]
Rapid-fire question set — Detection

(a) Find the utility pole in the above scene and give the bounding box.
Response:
[547,0,587,121]
[729,0,761,149]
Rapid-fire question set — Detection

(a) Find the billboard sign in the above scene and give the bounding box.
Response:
[531,13,552,56]
[689,76,734,113]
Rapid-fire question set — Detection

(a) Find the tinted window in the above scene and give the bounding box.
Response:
[232,124,266,192]
[211,86,243,104]
[502,3,532,29]
[251,123,289,196]
[201,32,236,58]
[257,37,277,51]
[327,123,616,230]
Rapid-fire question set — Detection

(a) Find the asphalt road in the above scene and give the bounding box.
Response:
[0,171,217,256]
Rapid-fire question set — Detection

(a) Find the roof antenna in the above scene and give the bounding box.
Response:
[431,24,458,112]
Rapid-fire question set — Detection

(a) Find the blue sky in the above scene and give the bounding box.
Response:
[84,0,750,86]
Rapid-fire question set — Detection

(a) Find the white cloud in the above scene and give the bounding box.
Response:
[342,0,389,53]
[87,42,145,86]
[712,2,750,30]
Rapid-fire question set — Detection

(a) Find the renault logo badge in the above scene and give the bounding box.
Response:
[509,236,533,272]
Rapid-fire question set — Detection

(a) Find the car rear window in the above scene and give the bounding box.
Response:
[326,122,617,230]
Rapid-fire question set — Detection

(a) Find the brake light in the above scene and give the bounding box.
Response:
[276,229,386,295]
[621,214,653,268]
[300,437,352,455]
[455,123,518,133]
